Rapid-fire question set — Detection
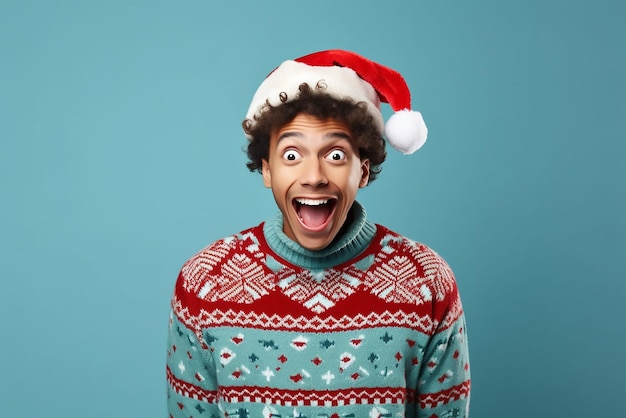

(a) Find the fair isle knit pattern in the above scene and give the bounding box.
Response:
[166,203,470,418]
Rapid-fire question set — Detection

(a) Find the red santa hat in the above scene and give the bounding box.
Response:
[244,49,427,154]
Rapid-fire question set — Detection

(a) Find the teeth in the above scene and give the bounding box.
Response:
[296,198,328,206]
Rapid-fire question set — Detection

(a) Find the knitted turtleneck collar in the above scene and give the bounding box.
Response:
[263,201,377,270]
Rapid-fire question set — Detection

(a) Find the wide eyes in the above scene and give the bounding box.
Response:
[282,149,302,161]
[326,149,346,161]
[281,149,347,162]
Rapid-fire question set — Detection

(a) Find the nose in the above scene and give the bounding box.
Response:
[300,158,328,188]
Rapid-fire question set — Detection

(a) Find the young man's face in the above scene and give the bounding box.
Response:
[262,113,370,251]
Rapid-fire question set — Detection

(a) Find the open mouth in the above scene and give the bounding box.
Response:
[293,198,337,230]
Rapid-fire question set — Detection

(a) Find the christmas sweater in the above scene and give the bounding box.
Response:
[166,203,470,418]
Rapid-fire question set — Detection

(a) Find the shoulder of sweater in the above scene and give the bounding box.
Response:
[179,222,266,274]
[374,223,447,259]
[372,223,456,290]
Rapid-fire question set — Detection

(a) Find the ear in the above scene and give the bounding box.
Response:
[261,159,272,188]
[359,159,370,188]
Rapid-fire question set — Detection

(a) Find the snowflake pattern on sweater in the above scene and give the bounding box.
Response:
[167,214,470,418]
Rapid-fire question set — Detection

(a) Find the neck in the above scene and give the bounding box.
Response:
[263,201,377,269]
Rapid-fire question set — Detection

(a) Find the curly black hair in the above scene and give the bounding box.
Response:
[242,83,387,183]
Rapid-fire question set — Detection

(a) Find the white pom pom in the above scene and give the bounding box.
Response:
[384,110,428,154]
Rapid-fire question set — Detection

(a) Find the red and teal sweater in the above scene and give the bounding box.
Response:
[166,203,470,418]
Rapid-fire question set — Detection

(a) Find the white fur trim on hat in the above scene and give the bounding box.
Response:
[245,60,384,134]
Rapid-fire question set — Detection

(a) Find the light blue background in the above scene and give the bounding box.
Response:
[1,1,624,417]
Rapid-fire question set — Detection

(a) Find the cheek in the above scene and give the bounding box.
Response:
[268,169,291,195]
[334,169,363,198]
[349,165,365,187]
[269,185,289,213]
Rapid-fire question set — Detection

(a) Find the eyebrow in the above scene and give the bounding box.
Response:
[276,131,352,144]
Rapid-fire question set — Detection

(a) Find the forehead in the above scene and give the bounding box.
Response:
[279,113,349,131]
[272,113,355,144]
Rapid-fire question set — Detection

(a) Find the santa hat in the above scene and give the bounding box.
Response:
[244,49,427,154]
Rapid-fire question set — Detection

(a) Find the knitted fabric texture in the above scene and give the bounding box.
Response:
[166,203,470,418]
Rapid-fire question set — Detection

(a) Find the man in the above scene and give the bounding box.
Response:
[166,50,470,418]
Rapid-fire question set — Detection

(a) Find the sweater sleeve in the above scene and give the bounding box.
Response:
[166,273,221,418]
[415,266,471,418]
[417,311,471,418]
